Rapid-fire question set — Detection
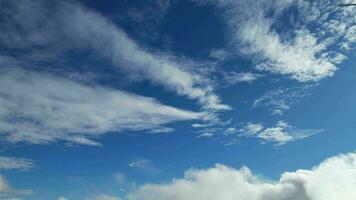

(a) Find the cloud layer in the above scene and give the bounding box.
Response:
[0,0,229,111]
[0,68,203,146]
[127,152,356,200]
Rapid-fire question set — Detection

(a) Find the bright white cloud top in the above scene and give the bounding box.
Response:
[127,152,356,200]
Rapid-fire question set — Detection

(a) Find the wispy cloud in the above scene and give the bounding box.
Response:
[200,0,355,82]
[238,121,322,145]
[0,174,33,197]
[223,72,262,85]
[89,194,121,200]
[128,158,161,175]
[0,0,229,111]
[127,152,356,200]
[209,49,229,61]
[253,84,316,115]
[0,157,35,171]
[0,68,203,146]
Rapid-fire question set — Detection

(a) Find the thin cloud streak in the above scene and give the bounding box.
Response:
[0,0,229,111]
[0,68,204,146]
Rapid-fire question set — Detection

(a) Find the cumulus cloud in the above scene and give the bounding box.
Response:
[0,68,203,146]
[202,0,356,82]
[127,152,356,200]
[0,156,35,171]
[239,121,322,145]
[253,84,316,115]
[0,0,229,111]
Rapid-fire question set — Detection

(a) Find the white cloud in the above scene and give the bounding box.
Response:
[128,158,161,175]
[253,85,316,115]
[0,174,33,196]
[209,49,229,61]
[90,194,121,200]
[223,72,262,85]
[0,156,35,171]
[58,197,68,200]
[127,152,356,200]
[0,0,229,111]
[204,0,355,82]
[240,123,264,135]
[239,121,322,145]
[0,68,203,146]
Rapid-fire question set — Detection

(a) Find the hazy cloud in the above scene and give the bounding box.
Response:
[0,157,35,171]
[253,85,316,115]
[0,175,33,196]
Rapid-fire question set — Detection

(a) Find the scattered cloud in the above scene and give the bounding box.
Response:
[203,0,356,82]
[0,0,229,111]
[209,49,229,61]
[128,158,161,175]
[239,121,322,145]
[127,152,356,200]
[253,84,316,115]
[223,72,262,85]
[58,197,68,200]
[149,127,175,134]
[0,156,35,171]
[192,123,213,128]
[0,68,203,146]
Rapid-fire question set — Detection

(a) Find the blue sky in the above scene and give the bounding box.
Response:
[0,0,356,199]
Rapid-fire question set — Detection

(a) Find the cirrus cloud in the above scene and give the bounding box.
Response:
[0,68,204,146]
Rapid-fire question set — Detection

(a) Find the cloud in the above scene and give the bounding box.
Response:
[88,194,121,200]
[239,121,322,145]
[209,49,229,61]
[127,152,356,200]
[58,197,68,200]
[0,0,229,111]
[203,0,355,82]
[253,84,316,115]
[0,68,204,146]
[0,156,35,171]
[223,72,262,85]
[128,158,161,175]
[0,174,33,196]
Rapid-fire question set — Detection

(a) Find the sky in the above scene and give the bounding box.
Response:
[0,0,355,199]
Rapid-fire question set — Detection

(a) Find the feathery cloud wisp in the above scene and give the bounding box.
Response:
[0,68,204,146]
